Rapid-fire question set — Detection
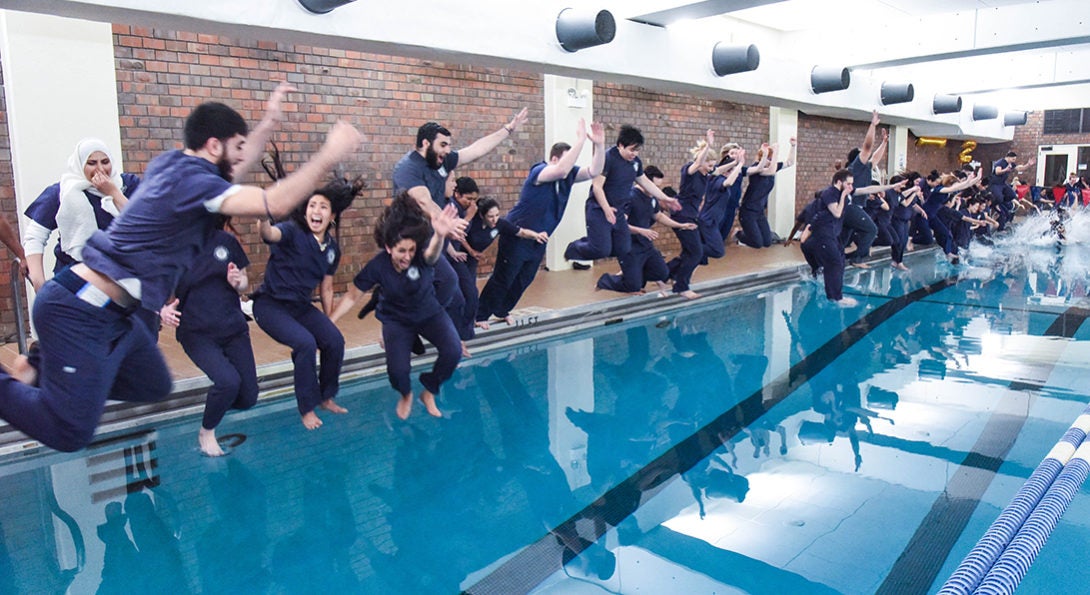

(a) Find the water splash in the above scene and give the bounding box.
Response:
[963,209,1090,307]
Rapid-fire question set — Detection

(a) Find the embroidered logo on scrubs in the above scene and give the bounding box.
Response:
[326,249,336,265]
[633,162,639,172]
[213,245,229,262]
[490,228,498,239]
[406,266,420,281]
[651,198,657,209]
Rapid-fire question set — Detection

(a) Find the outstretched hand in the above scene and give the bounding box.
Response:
[588,121,605,144]
[266,81,297,122]
[508,107,529,132]
[432,202,465,239]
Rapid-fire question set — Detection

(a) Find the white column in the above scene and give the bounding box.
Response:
[548,338,595,490]
[767,106,798,238]
[889,124,909,180]
[543,74,594,271]
[0,10,123,297]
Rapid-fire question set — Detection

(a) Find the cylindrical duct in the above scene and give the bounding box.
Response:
[881,82,914,105]
[973,105,999,121]
[1004,111,1029,126]
[933,94,963,114]
[298,0,356,13]
[811,66,850,94]
[712,43,760,76]
[556,9,616,52]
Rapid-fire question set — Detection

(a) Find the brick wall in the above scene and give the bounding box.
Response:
[594,82,769,256]
[0,66,26,341]
[111,25,544,289]
[0,25,1071,340]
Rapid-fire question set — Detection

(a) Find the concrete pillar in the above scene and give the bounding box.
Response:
[888,124,909,181]
[542,74,594,271]
[767,106,798,238]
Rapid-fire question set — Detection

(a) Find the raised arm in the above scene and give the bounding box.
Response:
[219,120,362,220]
[578,122,607,182]
[686,130,714,175]
[782,137,797,169]
[424,203,461,265]
[870,129,888,169]
[456,107,529,165]
[939,171,982,194]
[858,109,880,163]
[539,119,588,183]
[236,82,295,181]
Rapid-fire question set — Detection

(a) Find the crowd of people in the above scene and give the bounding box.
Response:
[0,86,1046,456]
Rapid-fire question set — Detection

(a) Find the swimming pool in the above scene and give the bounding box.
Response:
[1,245,1089,594]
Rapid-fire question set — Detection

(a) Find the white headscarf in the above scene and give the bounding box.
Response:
[56,138,124,261]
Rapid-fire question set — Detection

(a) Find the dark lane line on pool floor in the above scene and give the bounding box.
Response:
[468,275,964,594]
[877,303,1089,594]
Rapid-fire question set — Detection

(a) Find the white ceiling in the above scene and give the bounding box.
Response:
[610,0,1090,112]
[4,0,1088,138]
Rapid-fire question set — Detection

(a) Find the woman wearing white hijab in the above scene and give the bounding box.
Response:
[22,138,140,290]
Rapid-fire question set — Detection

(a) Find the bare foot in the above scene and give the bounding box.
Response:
[503,315,515,326]
[320,399,348,414]
[419,390,442,417]
[301,410,323,430]
[655,281,670,297]
[396,394,413,420]
[378,336,386,350]
[461,342,472,358]
[198,427,226,457]
[11,355,37,386]
[851,262,870,269]
[474,320,491,331]
[835,296,859,307]
[678,290,702,300]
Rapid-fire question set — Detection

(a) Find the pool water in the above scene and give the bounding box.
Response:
[2,242,1090,594]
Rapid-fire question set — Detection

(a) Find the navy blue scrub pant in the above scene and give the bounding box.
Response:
[890,219,910,264]
[446,253,478,340]
[252,295,344,415]
[0,277,172,452]
[382,311,462,397]
[477,236,545,321]
[802,233,846,301]
[596,244,669,293]
[667,216,703,293]
[988,184,1016,230]
[176,327,258,431]
[564,202,631,261]
[737,208,773,248]
[717,193,741,243]
[924,209,954,255]
[698,218,726,260]
[839,203,877,263]
[433,254,469,340]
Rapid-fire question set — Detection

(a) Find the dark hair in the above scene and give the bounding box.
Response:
[549,142,572,161]
[454,176,478,196]
[889,174,904,185]
[661,186,678,198]
[416,122,452,148]
[926,170,941,182]
[846,147,861,164]
[1006,151,1017,158]
[644,165,665,180]
[616,125,644,148]
[475,197,500,218]
[832,168,852,185]
[290,175,365,241]
[375,192,432,250]
[184,102,248,151]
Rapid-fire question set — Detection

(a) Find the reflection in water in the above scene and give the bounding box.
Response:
[198,460,269,594]
[271,460,360,592]
[95,502,139,595]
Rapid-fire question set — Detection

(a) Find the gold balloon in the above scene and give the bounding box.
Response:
[958,140,977,164]
[915,137,947,147]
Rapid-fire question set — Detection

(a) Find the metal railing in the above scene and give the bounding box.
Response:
[10,258,28,354]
